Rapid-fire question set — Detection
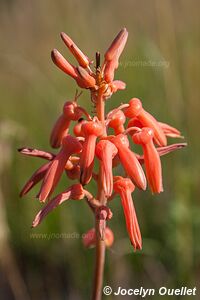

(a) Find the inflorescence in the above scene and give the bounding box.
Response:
[19,28,186,251]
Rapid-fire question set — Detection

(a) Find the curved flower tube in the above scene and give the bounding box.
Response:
[104,28,128,62]
[51,49,95,89]
[124,98,167,146]
[132,127,163,194]
[79,119,103,185]
[127,118,182,141]
[32,184,85,227]
[95,140,118,197]
[103,28,128,83]
[113,176,142,250]
[38,135,82,202]
[136,142,187,165]
[18,147,55,160]
[20,162,51,197]
[50,100,85,148]
[50,115,71,149]
[111,134,147,190]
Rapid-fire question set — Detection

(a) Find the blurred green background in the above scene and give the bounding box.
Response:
[0,0,199,299]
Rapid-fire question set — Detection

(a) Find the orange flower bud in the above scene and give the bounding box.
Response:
[60,32,90,68]
[104,28,128,62]
[51,49,78,79]
[82,227,114,248]
[77,66,96,88]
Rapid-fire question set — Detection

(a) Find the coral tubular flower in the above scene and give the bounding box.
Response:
[124,98,167,146]
[136,142,187,164]
[127,118,182,140]
[50,97,89,148]
[104,28,128,62]
[50,115,71,149]
[108,110,126,134]
[132,127,163,194]
[51,49,94,89]
[113,176,142,250]
[20,162,51,197]
[83,227,114,248]
[18,147,55,160]
[51,49,79,79]
[111,134,147,190]
[32,184,84,227]
[79,119,103,185]
[95,140,118,197]
[157,142,187,156]
[60,32,90,68]
[39,135,82,202]
[104,28,128,83]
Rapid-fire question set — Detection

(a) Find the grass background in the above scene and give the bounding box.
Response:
[0,0,199,299]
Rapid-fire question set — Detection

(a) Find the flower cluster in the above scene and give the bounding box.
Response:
[19,28,186,251]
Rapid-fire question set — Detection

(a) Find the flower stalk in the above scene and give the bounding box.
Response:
[18,28,187,300]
